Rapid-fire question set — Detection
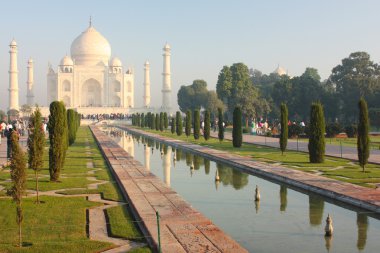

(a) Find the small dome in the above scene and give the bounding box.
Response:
[28,57,33,63]
[273,65,287,76]
[163,43,170,50]
[144,60,149,65]
[10,39,17,46]
[60,55,74,66]
[110,57,122,67]
[70,25,111,66]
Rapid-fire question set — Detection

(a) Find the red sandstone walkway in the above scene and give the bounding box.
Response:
[210,131,380,164]
[120,126,380,215]
[90,126,247,253]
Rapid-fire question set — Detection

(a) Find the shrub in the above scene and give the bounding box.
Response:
[204,110,210,140]
[345,124,358,138]
[357,98,369,172]
[280,103,288,154]
[193,109,200,140]
[218,108,224,141]
[176,111,182,136]
[325,122,342,138]
[185,110,191,137]
[289,124,303,138]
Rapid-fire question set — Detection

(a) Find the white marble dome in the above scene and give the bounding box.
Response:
[110,57,122,67]
[273,65,287,76]
[60,55,73,66]
[70,25,111,66]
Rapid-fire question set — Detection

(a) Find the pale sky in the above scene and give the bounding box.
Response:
[1,0,379,111]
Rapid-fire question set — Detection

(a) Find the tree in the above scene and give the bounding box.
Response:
[193,109,200,140]
[329,52,380,123]
[280,103,288,155]
[204,91,225,116]
[308,102,325,163]
[159,112,164,131]
[216,66,232,107]
[185,110,191,137]
[8,131,27,247]
[163,112,168,129]
[177,80,209,112]
[171,117,176,134]
[48,101,66,181]
[151,113,156,130]
[141,113,145,128]
[155,113,159,131]
[27,107,45,203]
[357,98,370,172]
[232,107,242,147]
[204,110,210,140]
[176,111,182,136]
[67,109,76,145]
[218,108,224,141]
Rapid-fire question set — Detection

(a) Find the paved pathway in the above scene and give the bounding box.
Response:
[209,131,380,164]
[121,126,380,215]
[90,126,248,253]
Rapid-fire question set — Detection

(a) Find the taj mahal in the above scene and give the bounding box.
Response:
[7,20,172,116]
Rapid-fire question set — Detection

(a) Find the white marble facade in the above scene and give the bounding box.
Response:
[47,23,134,110]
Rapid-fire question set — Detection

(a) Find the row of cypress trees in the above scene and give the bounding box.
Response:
[132,112,169,132]
[8,104,81,247]
[279,99,369,170]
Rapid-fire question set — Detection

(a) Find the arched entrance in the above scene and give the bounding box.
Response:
[81,78,101,106]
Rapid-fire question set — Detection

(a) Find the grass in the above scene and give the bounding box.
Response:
[0,126,149,252]
[106,205,143,241]
[0,196,112,253]
[130,126,380,188]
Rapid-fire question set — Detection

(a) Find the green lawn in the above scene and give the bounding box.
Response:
[131,126,380,188]
[0,126,149,252]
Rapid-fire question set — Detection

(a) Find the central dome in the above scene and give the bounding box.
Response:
[70,25,111,66]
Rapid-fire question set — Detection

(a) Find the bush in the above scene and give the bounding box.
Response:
[289,124,303,138]
[176,111,182,136]
[218,108,224,141]
[345,124,358,138]
[280,103,288,154]
[358,98,369,171]
[325,122,342,138]
[170,117,175,134]
[185,110,191,137]
[242,127,249,133]
[204,110,210,140]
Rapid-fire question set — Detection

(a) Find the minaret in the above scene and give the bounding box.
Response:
[143,61,151,107]
[162,43,171,110]
[8,39,19,111]
[26,58,34,105]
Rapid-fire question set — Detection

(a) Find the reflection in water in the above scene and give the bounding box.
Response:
[176,149,182,161]
[216,163,249,190]
[144,144,150,171]
[357,213,368,251]
[309,195,325,226]
[186,152,193,166]
[324,235,333,252]
[163,148,172,187]
[280,185,287,212]
[255,199,260,213]
[193,155,203,170]
[204,159,210,175]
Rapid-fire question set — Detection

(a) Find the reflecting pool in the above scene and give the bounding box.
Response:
[104,127,380,253]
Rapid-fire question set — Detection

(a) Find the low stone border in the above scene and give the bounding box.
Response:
[120,126,380,215]
[90,126,248,253]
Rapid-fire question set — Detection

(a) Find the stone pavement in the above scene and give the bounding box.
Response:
[121,126,380,215]
[210,131,380,164]
[90,126,248,253]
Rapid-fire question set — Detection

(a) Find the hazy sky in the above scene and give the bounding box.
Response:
[1,0,379,111]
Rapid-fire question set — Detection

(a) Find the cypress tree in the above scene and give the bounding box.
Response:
[141,113,145,128]
[176,111,182,136]
[280,103,288,155]
[171,117,176,134]
[8,131,27,247]
[164,112,168,129]
[159,112,164,131]
[151,113,154,129]
[233,107,242,147]
[61,102,69,163]
[67,109,76,146]
[218,107,224,142]
[308,102,325,163]
[48,101,66,181]
[185,110,191,137]
[357,98,370,172]
[155,113,159,131]
[193,109,200,140]
[204,110,211,140]
[27,107,45,203]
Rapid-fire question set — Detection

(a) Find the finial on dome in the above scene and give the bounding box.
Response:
[89,16,92,27]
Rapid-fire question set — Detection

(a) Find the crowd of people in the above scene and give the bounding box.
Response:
[82,113,131,121]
